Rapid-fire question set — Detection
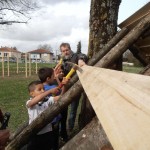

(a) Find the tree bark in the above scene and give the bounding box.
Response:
[9,121,28,141]
[61,117,113,150]
[6,13,150,150]
[88,0,121,58]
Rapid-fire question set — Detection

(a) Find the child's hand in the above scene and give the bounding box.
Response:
[62,77,70,85]
[78,59,86,67]
[54,96,60,102]
[50,87,60,94]
[54,64,61,78]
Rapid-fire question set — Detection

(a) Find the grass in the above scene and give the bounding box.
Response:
[0,65,143,133]
[123,65,143,73]
[0,75,38,132]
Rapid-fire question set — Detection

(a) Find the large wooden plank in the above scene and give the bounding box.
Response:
[77,65,150,150]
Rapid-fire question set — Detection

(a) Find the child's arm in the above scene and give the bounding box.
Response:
[60,77,70,94]
[27,87,59,108]
[53,96,60,102]
[55,76,61,85]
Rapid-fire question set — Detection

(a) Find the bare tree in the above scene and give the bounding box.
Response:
[0,0,38,25]
[38,44,53,53]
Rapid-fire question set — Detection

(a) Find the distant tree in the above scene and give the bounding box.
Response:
[38,44,53,53]
[76,41,81,54]
[123,50,141,66]
[13,47,18,50]
[0,0,38,25]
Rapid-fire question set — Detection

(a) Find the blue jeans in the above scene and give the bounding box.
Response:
[68,94,80,130]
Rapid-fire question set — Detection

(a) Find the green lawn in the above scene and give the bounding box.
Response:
[123,66,143,73]
[0,75,38,132]
[0,65,143,133]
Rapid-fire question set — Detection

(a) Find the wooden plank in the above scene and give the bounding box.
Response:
[77,65,150,150]
[118,2,150,30]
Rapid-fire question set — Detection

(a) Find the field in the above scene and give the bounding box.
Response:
[0,64,143,133]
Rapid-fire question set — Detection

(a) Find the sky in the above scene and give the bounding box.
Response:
[0,0,149,55]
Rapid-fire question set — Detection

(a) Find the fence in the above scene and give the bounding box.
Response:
[0,56,55,77]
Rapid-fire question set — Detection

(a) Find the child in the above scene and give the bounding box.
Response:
[38,67,68,142]
[26,80,60,150]
[55,66,68,142]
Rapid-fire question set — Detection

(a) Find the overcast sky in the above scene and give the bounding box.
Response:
[0,0,149,55]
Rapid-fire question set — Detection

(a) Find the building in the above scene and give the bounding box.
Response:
[27,49,54,63]
[0,46,21,62]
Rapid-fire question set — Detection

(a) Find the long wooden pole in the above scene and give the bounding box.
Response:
[7,53,10,77]
[36,58,37,74]
[17,54,19,74]
[29,53,31,76]
[25,53,27,78]
[2,54,4,78]
[6,13,150,150]
[61,117,113,150]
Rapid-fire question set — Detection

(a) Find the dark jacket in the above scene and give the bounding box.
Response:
[62,51,88,76]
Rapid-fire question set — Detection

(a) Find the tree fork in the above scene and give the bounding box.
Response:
[6,13,150,150]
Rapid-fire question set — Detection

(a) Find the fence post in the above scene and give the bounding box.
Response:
[29,53,31,76]
[7,53,10,77]
[25,53,28,78]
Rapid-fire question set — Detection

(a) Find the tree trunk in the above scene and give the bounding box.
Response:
[61,117,113,150]
[6,13,150,150]
[88,0,121,58]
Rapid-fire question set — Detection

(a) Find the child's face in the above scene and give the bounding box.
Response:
[47,72,55,84]
[30,84,44,97]
[58,69,64,80]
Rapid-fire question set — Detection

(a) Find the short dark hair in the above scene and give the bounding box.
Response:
[60,43,71,50]
[28,80,42,93]
[38,67,54,83]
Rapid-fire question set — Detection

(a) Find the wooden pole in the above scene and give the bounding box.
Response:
[2,54,4,78]
[7,53,10,77]
[129,45,148,66]
[17,54,19,74]
[25,53,27,78]
[6,13,150,150]
[36,58,37,74]
[29,53,31,76]
[61,117,113,150]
